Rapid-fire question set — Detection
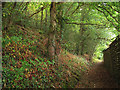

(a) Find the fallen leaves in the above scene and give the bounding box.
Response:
[2,28,92,88]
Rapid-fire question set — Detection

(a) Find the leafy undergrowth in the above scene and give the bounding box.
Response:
[57,50,93,87]
[2,25,92,88]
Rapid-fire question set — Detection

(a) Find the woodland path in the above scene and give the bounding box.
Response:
[75,61,120,88]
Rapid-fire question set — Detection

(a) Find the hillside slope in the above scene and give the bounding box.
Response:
[2,25,92,88]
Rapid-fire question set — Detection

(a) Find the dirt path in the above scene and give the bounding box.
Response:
[75,61,120,88]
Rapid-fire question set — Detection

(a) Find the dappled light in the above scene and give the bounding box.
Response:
[1,2,120,88]
[93,59,103,63]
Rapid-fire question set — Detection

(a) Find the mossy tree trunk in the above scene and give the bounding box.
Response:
[48,2,56,62]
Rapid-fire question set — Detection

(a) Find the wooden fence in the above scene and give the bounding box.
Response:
[103,35,120,84]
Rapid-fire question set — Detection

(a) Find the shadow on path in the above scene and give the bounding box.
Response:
[76,61,120,88]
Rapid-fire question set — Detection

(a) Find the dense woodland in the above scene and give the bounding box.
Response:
[2,2,120,88]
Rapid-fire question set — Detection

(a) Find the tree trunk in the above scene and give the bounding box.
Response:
[45,9,47,32]
[41,7,43,31]
[80,42,84,55]
[2,2,6,8]
[48,2,56,62]
[79,7,85,56]
[57,3,63,55]
[75,41,80,55]
[80,25,84,55]
[35,14,38,28]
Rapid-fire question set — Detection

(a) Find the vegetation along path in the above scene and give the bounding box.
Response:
[2,2,120,88]
[76,61,120,88]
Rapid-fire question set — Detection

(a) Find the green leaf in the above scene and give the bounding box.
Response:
[47,61,52,64]
[13,50,15,52]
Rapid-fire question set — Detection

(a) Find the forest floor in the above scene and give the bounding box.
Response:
[2,25,120,88]
[75,61,120,88]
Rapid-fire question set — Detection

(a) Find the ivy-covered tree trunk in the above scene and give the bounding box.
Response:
[48,2,56,61]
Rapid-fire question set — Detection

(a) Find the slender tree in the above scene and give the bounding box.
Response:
[48,2,56,62]
[40,7,43,30]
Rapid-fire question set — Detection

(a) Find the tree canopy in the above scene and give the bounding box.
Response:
[2,2,120,88]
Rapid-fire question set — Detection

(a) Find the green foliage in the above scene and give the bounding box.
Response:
[2,31,58,88]
[2,56,58,88]
[2,2,120,88]
[61,2,118,60]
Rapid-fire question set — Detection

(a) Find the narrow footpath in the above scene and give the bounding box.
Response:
[75,61,120,88]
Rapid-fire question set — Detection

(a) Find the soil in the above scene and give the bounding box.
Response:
[75,61,120,88]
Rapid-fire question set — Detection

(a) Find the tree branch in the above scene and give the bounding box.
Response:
[97,37,112,41]
[28,4,49,18]
[12,2,17,11]
[95,6,120,32]
[67,3,84,17]
[97,5,119,23]
[19,2,24,10]
[108,4,120,13]
[9,2,17,16]
[56,2,64,5]
[21,2,29,13]
[66,22,106,26]
[64,2,75,16]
